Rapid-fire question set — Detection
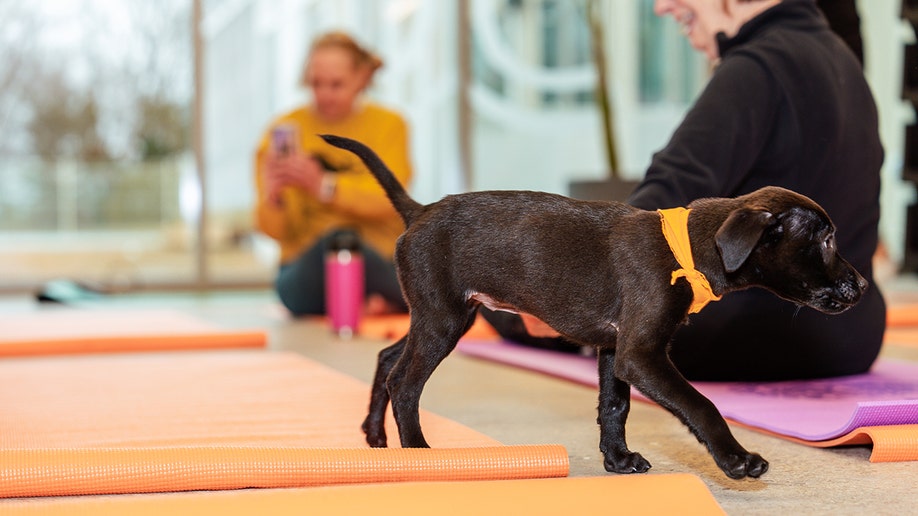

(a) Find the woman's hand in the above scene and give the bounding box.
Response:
[263,153,325,206]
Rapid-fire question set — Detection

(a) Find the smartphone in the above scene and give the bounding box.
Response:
[271,124,298,156]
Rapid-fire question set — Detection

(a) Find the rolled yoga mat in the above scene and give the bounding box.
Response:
[887,303,918,327]
[0,350,568,498]
[0,309,266,357]
[1,474,725,516]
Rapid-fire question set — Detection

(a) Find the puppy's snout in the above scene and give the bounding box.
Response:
[855,273,868,293]
[838,267,868,304]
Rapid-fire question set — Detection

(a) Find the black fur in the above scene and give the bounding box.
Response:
[321,134,867,479]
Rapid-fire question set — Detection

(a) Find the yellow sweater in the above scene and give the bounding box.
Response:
[254,102,412,263]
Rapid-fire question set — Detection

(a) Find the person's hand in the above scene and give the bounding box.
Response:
[263,153,325,206]
[520,313,561,338]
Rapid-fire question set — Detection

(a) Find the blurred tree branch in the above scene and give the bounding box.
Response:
[0,1,191,163]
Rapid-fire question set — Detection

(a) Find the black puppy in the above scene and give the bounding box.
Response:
[320,134,867,479]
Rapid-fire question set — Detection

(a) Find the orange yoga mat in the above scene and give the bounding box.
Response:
[878,303,918,349]
[0,309,266,357]
[0,350,568,498]
[887,304,918,327]
[2,474,725,516]
[747,424,918,463]
[883,327,918,349]
[357,313,499,341]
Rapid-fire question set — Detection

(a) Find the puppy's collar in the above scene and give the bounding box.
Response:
[658,207,722,314]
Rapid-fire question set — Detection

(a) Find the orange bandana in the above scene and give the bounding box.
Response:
[658,207,722,314]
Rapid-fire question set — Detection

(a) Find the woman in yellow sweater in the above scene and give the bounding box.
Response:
[254,32,412,316]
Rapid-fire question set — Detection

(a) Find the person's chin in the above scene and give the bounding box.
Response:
[322,109,349,122]
[689,36,716,61]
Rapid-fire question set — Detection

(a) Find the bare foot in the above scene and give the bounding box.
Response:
[365,294,401,316]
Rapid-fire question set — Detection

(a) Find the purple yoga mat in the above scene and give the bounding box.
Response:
[457,340,918,442]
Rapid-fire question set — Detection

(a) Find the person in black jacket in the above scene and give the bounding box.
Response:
[816,0,863,66]
[631,0,884,380]
[485,0,885,381]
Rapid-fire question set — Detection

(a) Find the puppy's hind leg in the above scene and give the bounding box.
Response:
[597,347,651,474]
[388,307,477,448]
[362,336,406,447]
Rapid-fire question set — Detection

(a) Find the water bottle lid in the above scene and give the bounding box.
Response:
[330,229,361,252]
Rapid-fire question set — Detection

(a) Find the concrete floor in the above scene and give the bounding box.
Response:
[3,287,917,515]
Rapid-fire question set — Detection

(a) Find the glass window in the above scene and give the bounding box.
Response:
[0,0,709,294]
[0,1,199,291]
[638,0,705,104]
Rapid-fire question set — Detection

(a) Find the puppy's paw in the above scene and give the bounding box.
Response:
[361,417,388,448]
[718,452,768,479]
[603,451,652,474]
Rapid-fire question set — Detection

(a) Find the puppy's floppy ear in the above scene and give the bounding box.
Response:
[715,208,775,273]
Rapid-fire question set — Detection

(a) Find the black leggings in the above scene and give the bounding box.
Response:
[482,286,886,381]
[274,230,407,316]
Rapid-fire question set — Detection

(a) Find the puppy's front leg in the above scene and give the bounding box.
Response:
[597,347,652,473]
[618,348,768,479]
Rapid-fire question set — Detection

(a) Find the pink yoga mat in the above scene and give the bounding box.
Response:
[457,340,918,457]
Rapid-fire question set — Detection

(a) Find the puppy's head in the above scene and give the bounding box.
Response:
[713,187,867,314]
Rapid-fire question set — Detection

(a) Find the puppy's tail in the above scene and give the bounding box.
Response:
[320,134,422,226]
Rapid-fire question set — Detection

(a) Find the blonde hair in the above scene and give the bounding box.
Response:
[302,31,384,87]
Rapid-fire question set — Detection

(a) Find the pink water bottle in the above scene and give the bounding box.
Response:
[325,230,364,338]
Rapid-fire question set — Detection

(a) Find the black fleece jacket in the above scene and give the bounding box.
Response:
[629,0,885,380]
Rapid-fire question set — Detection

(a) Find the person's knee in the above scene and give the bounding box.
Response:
[275,266,324,316]
[277,291,323,316]
[360,247,407,311]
